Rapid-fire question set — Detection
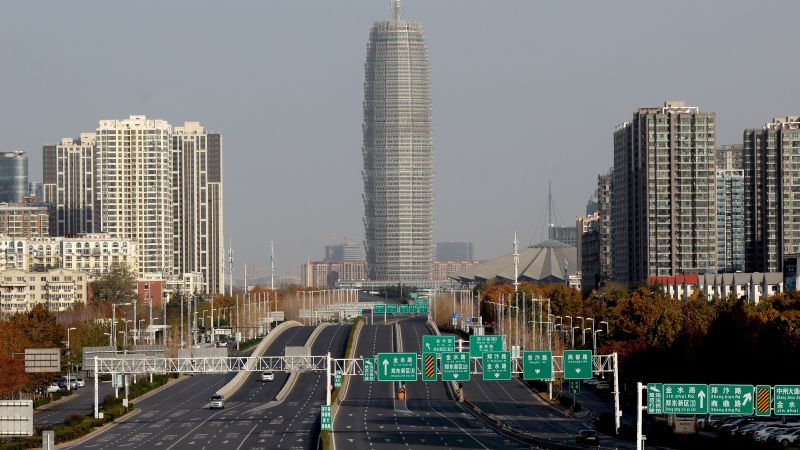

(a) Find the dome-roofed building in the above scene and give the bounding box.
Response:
[451,240,579,287]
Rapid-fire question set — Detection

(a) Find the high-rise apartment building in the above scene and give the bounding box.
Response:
[95,115,173,277]
[577,212,600,290]
[596,171,612,282]
[717,144,744,170]
[43,133,97,236]
[612,101,717,282]
[0,204,50,239]
[743,117,800,272]
[362,0,434,282]
[172,122,224,294]
[716,168,745,272]
[0,152,28,203]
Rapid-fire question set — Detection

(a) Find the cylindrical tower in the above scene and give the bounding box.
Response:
[362,1,433,281]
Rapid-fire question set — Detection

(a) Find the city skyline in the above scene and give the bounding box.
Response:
[2,1,800,278]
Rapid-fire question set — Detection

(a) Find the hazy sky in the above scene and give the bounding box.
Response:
[2,1,799,281]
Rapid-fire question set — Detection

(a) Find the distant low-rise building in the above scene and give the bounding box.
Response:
[0,234,138,277]
[431,259,480,282]
[302,260,367,288]
[0,268,88,314]
[649,273,783,304]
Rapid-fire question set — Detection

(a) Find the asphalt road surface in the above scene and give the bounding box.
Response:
[34,380,114,429]
[67,325,314,449]
[334,317,526,449]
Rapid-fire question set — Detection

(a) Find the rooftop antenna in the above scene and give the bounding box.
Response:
[391,0,401,21]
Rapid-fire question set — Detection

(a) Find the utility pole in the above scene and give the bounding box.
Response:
[270,240,275,291]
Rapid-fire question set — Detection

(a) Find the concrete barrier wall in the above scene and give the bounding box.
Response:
[274,323,331,403]
[216,320,302,398]
[331,319,365,420]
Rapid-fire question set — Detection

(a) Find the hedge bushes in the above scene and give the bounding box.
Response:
[3,375,175,448]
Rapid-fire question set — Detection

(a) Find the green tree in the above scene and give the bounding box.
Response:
[90,264,137,304]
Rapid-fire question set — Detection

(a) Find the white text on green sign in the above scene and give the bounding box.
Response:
[522,351,552,380]
[321,405,332,430]
[774,385,800,415]
[663,384,708,414]
[469,335,503,357]
[363,358,376,382]
[709,384,753,415]
[376,353,417,382]
[563,350,592,380]
[386,304,398,314]
[374,304,385,314]
[441,352,470,381]
[647,384,663,414]
[423,335,455,354]
[482,351,511,381]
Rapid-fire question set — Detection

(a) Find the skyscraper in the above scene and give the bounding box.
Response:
[716,168,745,272]
[743,117,800,272]
[0,151,28,203]
[362,0,433,281]
[612,101,717,282]
[172,122,224,294]
[95,115,173,277]
[43,133,98,236]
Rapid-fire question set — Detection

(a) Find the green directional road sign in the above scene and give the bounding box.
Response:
[663,384,709,414]
[469,335,503,357]
[563,350,592,380]
[422,353,437,381]
[774,385,800,415]
[409,304,419,313]
[756,385,771,417]
[419,304,429,314]
[399,304,409,314]
[647,384,664,415]
[709,384,754,415]
[423,335,455,354]
[523,351,553,380]
[386,304,398,314]
[482,351,511,381]
[321,405,332,431]
[363,358,376,382]
[374,304,385,314]
[410,293,418,300]
[376,353,417,382]
[334,372,342,388]
[570,380,581,394]
[441,352,470,381]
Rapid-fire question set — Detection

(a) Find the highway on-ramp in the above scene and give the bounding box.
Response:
[67,325,313,449]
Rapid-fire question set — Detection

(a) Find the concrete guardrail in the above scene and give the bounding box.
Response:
[216,320,302,399]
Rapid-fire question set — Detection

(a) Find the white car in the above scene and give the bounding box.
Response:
[755,426,789,443]
[76,378,85,388]
[776,428,800,447]
[260,371,275,382]
[209,394,224,409]
[46,383,60,393]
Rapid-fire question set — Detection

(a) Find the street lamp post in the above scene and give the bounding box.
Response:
[576,316,585,345]
[572,326,581,349]
[66,327,76,391]
[600,320,610,336]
